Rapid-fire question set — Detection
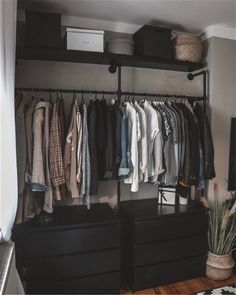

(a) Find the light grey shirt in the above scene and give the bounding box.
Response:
[80,104,91,209]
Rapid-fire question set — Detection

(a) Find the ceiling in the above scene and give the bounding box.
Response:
[18,0,236,33]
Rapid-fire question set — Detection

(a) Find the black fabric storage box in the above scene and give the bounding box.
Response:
[25,10,61,48]
[133,25,172,59]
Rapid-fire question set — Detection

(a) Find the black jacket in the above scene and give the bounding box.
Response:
[194,103,215,179]
[95,99,107,180]
[88,100,98,194]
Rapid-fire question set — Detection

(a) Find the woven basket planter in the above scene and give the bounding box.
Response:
[206,252,235,281]
[174,34,203,63]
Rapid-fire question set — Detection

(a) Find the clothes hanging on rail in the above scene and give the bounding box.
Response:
[87,100,98,194]
[114,103,123,178]
[118,106,130,178]
[96,99,107,180]
[64,104,80,199]
[15,94,27,195]
[120,100,214,189]
[80,103,91,208]
[22,96,42,221]
[15,91,215,223]
[193,103,216,179]
[15,94,31,224]
[123,101,140,192]
[25,96,38,183]
[31,101,54,215]
[104,101,115,180]
[134,101,148,182]
[49,97,66,201]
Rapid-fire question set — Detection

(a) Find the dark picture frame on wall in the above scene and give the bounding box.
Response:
[228,118,236,191]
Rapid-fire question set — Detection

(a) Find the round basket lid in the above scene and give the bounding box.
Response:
[175,34,202,46]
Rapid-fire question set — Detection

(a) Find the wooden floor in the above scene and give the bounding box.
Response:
[121,275,236,294]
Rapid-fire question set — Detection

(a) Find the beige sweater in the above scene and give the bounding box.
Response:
[31,101,53,213]
[64,105,80,198]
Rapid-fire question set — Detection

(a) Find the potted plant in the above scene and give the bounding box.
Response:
[201,194,236,280]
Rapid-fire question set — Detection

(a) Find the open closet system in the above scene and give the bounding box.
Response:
[13,27,210,293]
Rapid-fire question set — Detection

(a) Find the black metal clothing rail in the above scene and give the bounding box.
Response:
[16,87,205,101]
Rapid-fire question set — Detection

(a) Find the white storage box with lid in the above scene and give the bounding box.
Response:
[66,28,104,52]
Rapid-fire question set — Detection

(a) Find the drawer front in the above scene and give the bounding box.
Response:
[27,271,121,294]
[26,248,120,280]
[25,223,121,258]
[131,255,206,291]
[134,234,208,266]
[135,213,208,244]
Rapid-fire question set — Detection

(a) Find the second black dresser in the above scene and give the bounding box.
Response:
[121,198,208,291]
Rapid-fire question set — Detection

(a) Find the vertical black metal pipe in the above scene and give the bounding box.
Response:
[188,70,208,198]
[117,65,122,214]
[203,71,207,114]
[117,65,122,103]
[202,71,207,197]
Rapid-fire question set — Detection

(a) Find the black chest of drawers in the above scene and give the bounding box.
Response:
[13,203,121,294]
[121,198,208,291]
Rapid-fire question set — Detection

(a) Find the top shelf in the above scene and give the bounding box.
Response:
[16,46,204,72]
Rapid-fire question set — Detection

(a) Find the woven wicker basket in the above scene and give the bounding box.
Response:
[174,34,203,63]
[206,252,235,281]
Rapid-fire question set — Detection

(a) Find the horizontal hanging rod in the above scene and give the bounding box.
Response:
[16,88,117,95]
[15,87,204,101]
[121,91,203,101]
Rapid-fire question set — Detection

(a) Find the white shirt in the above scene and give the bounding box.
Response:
[143,101,160,178]
[151,107,165,183]
[134,101,148,182]
[124,102,140,192]
[76,111,82,183]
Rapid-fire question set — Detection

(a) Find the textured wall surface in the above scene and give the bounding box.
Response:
[206,37,236,199]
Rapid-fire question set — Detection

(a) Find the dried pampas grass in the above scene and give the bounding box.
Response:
[205,184,236,255]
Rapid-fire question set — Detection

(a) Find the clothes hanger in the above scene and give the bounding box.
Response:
[132,95,136,104]
[185,97,194,110]
[73,90,80,113]
[15,87,24,106]
[31,88,35,99]
[60,90,63,100]
[72,89,76,104]
[111,96,116,105]
[122,95,129,106]
[89,91,93,102]
[48,88,54,105]
[140,93,147,107]
[55,89,60,103]
[39,89,45,102]
[81,90,84,105]
[152,101,156,107]
[192,99,197,109]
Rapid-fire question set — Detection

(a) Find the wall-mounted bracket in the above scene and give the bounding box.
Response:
[108,61,118,73]
[187,70,207,113]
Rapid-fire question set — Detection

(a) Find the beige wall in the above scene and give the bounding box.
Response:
[206,37,236,199]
